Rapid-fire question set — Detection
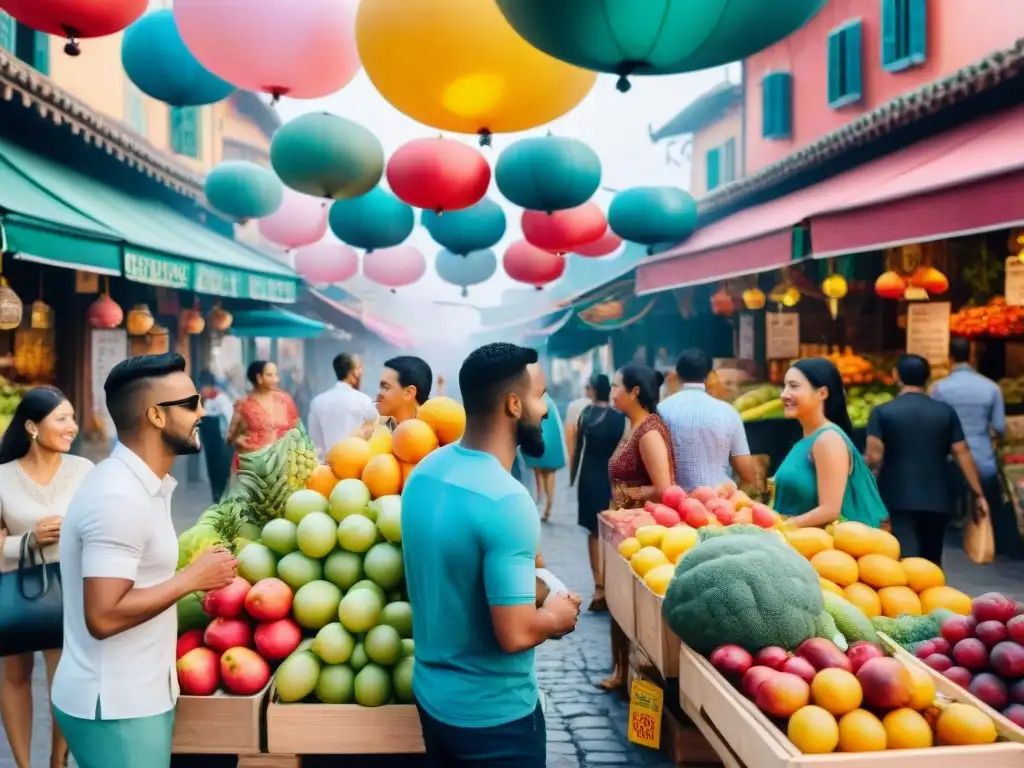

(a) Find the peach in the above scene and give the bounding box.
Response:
[855,657,913,710]
[755,672,811,718]
[177,647,220,696]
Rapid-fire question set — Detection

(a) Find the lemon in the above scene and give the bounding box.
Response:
[659,525,698,562]
[617,537,641,559]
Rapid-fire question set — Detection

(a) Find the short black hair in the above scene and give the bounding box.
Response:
[896,354,930,387]
[333,353,357,381]
[105,353,187,435]
[588,373,611,402]
[950,337,971,364]
[675,348,711,383]
[384,356,432,405]
[459,342,538,417]
[246,360,270,386]
[197,370,216,388]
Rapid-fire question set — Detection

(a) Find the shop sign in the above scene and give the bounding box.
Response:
[194,264,243,298]
[91,328,128,440]
[1005,257,1024,307]
[906,301,951,373]
[248,275,297,303]
[627,678,663,749]
[766,312,800,360]
[124,250,191,289]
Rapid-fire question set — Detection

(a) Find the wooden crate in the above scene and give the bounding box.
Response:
[598,514,613,543]
[171,683,270,755]
[677,642,1024,768]
[634,579,679,679]
[602,539,636,642]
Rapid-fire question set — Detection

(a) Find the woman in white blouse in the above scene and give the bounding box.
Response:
[0,387,93,768]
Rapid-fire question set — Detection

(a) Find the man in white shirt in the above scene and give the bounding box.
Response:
[52,353,238,768]
[307,353,377,459]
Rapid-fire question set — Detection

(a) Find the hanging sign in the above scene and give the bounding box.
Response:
[766,312,799,360]
[906,301,951,372]
[738,314,755,361]
[1005,257,1024,307]
[627,678,664,749]
[91,329,128,439]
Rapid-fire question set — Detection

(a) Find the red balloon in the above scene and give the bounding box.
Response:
[386,138,491,214]
[503,241,565,289]
[522,202,606,255]
[574,225,623,257]
[4,0,147,47]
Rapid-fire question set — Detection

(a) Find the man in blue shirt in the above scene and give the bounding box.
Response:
[402,342,581,767]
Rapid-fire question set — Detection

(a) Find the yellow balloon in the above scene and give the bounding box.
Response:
[356,0,597,138]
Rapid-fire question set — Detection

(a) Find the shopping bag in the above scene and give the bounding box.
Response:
[0,536,63,657]
[964,508,996,565]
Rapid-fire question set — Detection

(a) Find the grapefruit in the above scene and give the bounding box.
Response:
[312,622,355,665]
[361,453,402,498]
[365,624,403,666]
[416,397,466,445]
[338,588,384,634]
[237,542,278,584]
[374,496,403,543]
[261,519,298,556]
[327,437,371,480]
[392,656,415,703]
[364,543,405,590]
[315,664,355,704]
[381,601,413,638]
[391,419,439,464]
[323,550,363,591]
[296,511,338,559]
[349,643,369,672]
[306,465,340,499]
[292,580,343,630]
[275,651,321,703]
[328,478,371,522]
[354,664,392,707]
[349,579,387,602]
[337,514,378,554]
[284,489,329,524]
[276,551,323,591]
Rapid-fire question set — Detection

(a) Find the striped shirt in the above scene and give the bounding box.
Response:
[931,365,1005,478]
[657,384,750,492]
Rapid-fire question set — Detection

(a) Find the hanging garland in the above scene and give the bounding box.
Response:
[576,298,656,331]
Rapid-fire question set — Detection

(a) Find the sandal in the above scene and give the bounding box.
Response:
[589,588,607,612]
[598,671,626,691]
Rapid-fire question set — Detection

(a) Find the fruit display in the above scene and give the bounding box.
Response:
[731,385,783,422]
[825,347,894,387]
[846,384,897,429]
[235,427,319,523]
[0,376,25,435]
[731,376,897,427]
[950,297,1024,338]
[999,377,1024,407]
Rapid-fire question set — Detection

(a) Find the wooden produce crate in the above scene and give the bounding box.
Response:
[602,539,636,642]
[634,579,679,679]
[676,642,1024,768]
[171,682,271,755]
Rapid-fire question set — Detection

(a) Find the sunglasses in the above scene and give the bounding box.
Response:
[155,394,204,411]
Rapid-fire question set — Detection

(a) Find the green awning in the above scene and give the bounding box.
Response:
[229,307,326,339]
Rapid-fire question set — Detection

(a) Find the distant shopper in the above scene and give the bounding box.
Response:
[564,385,593,469]
[197,370,233,502]
[307,353,375,459]
[521,391,567,523]
[377,356,432,432]
[226,361,300,466]
[866,354,988,566]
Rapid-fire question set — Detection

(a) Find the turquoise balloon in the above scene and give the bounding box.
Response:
[608,187,697,250]
[423,198,506,256]
[271,113,384,199]
[495,136,601,212]
[121,10,234,107]
[204,161,283,221]
[495,0,827,91]
[328,187,414,252]
[435,249,498,297]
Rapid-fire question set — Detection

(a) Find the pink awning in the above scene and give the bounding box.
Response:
[308,289,412,349]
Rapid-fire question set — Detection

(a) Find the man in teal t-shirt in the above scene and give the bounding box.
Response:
[402,342,581,767]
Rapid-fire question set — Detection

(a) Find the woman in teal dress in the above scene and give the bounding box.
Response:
[774,358,889,530]
[522,392,567,522]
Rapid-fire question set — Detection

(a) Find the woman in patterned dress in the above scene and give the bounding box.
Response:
[226,361,300,468]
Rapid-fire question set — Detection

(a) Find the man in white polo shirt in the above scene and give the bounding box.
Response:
[52,353,238,768]
[307,352,377,459]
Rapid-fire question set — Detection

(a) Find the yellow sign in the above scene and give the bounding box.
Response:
[627,678,663,749]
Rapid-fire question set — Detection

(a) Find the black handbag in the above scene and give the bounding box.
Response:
[0,534,63,657]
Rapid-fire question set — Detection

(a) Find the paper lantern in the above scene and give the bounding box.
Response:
[355,0,596,143]
[208,304,233,332]
[121,10,233,107]
[174,0,360,100]
[257,188,328,248]
[522,202,606,255]
[503,241,566,289]
[423,198,506,256]
[710,287,735,317]
[3,0,147,55]
[495,0,827,91]
[0,279,23,331]
[30,299,52,330]
[387,138,490,214]
[875,271,906,300]
[180,308,206,336]
[362,245,427,291]
[435,248,498,297]
[574,226,622,257]
[913,266,949,296]
[293,237,360,284]
[126,304,154,336]
[742,288,766,310]
[495,135,601,212]
[608,186,697,251]
[205,161,283,221]
[821,274,848,300]
[328,188,414,252]
[270,113,384,200]
[87,294,123,329]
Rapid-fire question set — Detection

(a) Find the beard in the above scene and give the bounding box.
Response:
[162,422,201,455]
[516,419,546,458]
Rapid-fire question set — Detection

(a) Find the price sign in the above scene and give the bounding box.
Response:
[1007,257,1024,307]
[627,678,663,749]
[906,301,951,372]
[738,314,755,361]
[766,312,799,360]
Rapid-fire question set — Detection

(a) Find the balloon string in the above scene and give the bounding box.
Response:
[61,26,81,57]
[478,129,493,148]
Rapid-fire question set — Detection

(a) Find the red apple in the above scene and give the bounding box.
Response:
[244,578,293,622]
[742,666,777,699]
[661,485,687,511]
[177,647,220,696]
[648,503,682,528]
[944,666,973,688]
[781,656,817,684]
[970,672,1009,710]
[1007,616,1024,645]
[930,637,952,656]
[750,503,777,529]
[847,641,886,672]
[990,641,1024,679]
[1010,679,1024,705]
[713,506,736,526]
[972,592,1019,625]
[941,615,977,645]
[923,654,953,673]
[220,647,270,696]
[202,576,252,619]
[679,499,709,528]
[952,638,989,671]
[914,640,937,659]
[754,646,790,671]
[254,618,302,661]
[1003,704,1024,728]
[976,620,1009,648]
[176,629,205,660]
[204,617,253,653]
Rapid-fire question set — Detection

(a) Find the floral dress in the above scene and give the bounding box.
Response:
[231,390,300,469]
[608,413,676,509]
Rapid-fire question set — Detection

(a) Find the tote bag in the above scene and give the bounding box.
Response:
[0,536,63,657]
[964,507,996,565]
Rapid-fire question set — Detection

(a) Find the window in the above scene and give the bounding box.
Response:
[722,138,737,183]
[125,82,148,137]
[762,72,792,140]
[5,20,49,74]
[171,107,201,159]
[881,0,927,72]
[0,12,14,52]
[827,20,863,108]
[706,147,721,192]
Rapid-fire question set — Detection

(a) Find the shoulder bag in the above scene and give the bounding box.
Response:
[0,534,63,657]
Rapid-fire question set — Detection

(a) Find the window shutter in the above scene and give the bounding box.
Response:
[908,0,927,63]
[776,73,792,138]
[171,107,201,158]
[0,11,13,52]
[845,22,863,101]
[880,0,898,68]
[827,31,842,105]
[32,31,49,75]
[706,148,721,192]
[723,138,736,183]
[762,73,792,139]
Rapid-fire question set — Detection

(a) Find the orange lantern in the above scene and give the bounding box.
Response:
[710,287,735,316]
[126,304,155,336]
[742,288,766,310]
[208,304,233,332]
[87,293,123,329]
[874,271,906,300]
[914,266,949,296]
[180,308,206,335]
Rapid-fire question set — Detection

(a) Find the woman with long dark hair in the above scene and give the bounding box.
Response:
[773,358,887,529]
[0,387,93,768]
[225,361,300,467]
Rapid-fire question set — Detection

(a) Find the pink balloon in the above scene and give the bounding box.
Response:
[174,0,360,100]
[362,245,427,290]
[574,225,623,257]
[258,188,328,248]
[503,241,566,288]
[293,236,359,284]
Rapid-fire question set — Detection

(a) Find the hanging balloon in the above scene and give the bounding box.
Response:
[494,0,827,92]
[121,11,233,107]
[574,226,623,257]
[387,138,490,214]
[435,248,498,298]
[174,0,360,101]
[522,202,606,255]
[608,187,698,252]
[355,0,596,144]
[363,245,427,291]
[3,0,146,55]
[270,113,384,200]
[204,161,283,221]
[258,188,328,248]
[495,135,601,212]
[503,241,566,289]
[293,236,360,285]
[422,198,506,256]
[329,187,415,252]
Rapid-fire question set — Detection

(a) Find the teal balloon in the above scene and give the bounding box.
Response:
[271,113,384,199]
[328,188,414,252]
[121,10,234,107]
[435,249,498,297]
[495,136,601,212]
[608,187,697,250]
[423,198,506,256]
[495,0,827,91]
[204,161,283,220]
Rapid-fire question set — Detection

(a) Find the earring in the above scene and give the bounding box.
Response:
[29,431,38,442]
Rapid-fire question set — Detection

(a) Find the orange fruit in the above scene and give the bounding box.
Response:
[811,669,863,716]
[837,709,887,752]
[326,437,371,480]
[787,706,838,754]
[392,419,440,464]
[883,708,934,749]
[810,550,859,587]
[843,582,882,618]
[919,585,971,615]
[399,461,415,491]
[935,703,997,745]
[306,464,340,498]
[900,557,945,592]
[906,665,936,711]
[416,397,466,445]
[367,425,393,456]
[878,586,922,617]
[361,453,402,499]
[820,578,845,597]
[857,554,907,589]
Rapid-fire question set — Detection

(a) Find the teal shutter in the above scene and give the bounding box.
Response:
[908,0,927,64]
[845,22,863,101]
[827,30,842,105]
[880,0,899,69]
[32,31,49,75]
[706,148,721,191]
[0,11,14,52]
[125,83,147,136]
[762,73,792,139]
[171,107,201,158]
[723,138,736,183]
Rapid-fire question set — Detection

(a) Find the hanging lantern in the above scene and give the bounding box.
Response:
[503,241,566,289]
[422,198,506,256]
[270,113,384,200]
[710,287,735,317]
[1008,229,1024,257]
[769,283,801,307]
[258,188,328,249]
[0,278,23,331]
[204,162,284,221]
[126,303,155,336]
[355,0,596,144]
[208,304,233,332]
[821,273,848,300]
[30,299,52,330]
[3,0,147,56]
[362,245,427,291]
[522,202,606,255]
[608,186,698,251]
[875,270,906,300]
[293,236,360,284]
[174,0,360,101]
[574,226,623,257]
[328,187,415,252]
[87,294,123,329]
[913,266,949,296]
[903,286,929,301]
[435,248,498,298]
[180,308,206,336]
[121,10,234,107]
[147,324,171,354]
[742,288,766,310]
[495,135,602,212]
[387,138,490,214]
